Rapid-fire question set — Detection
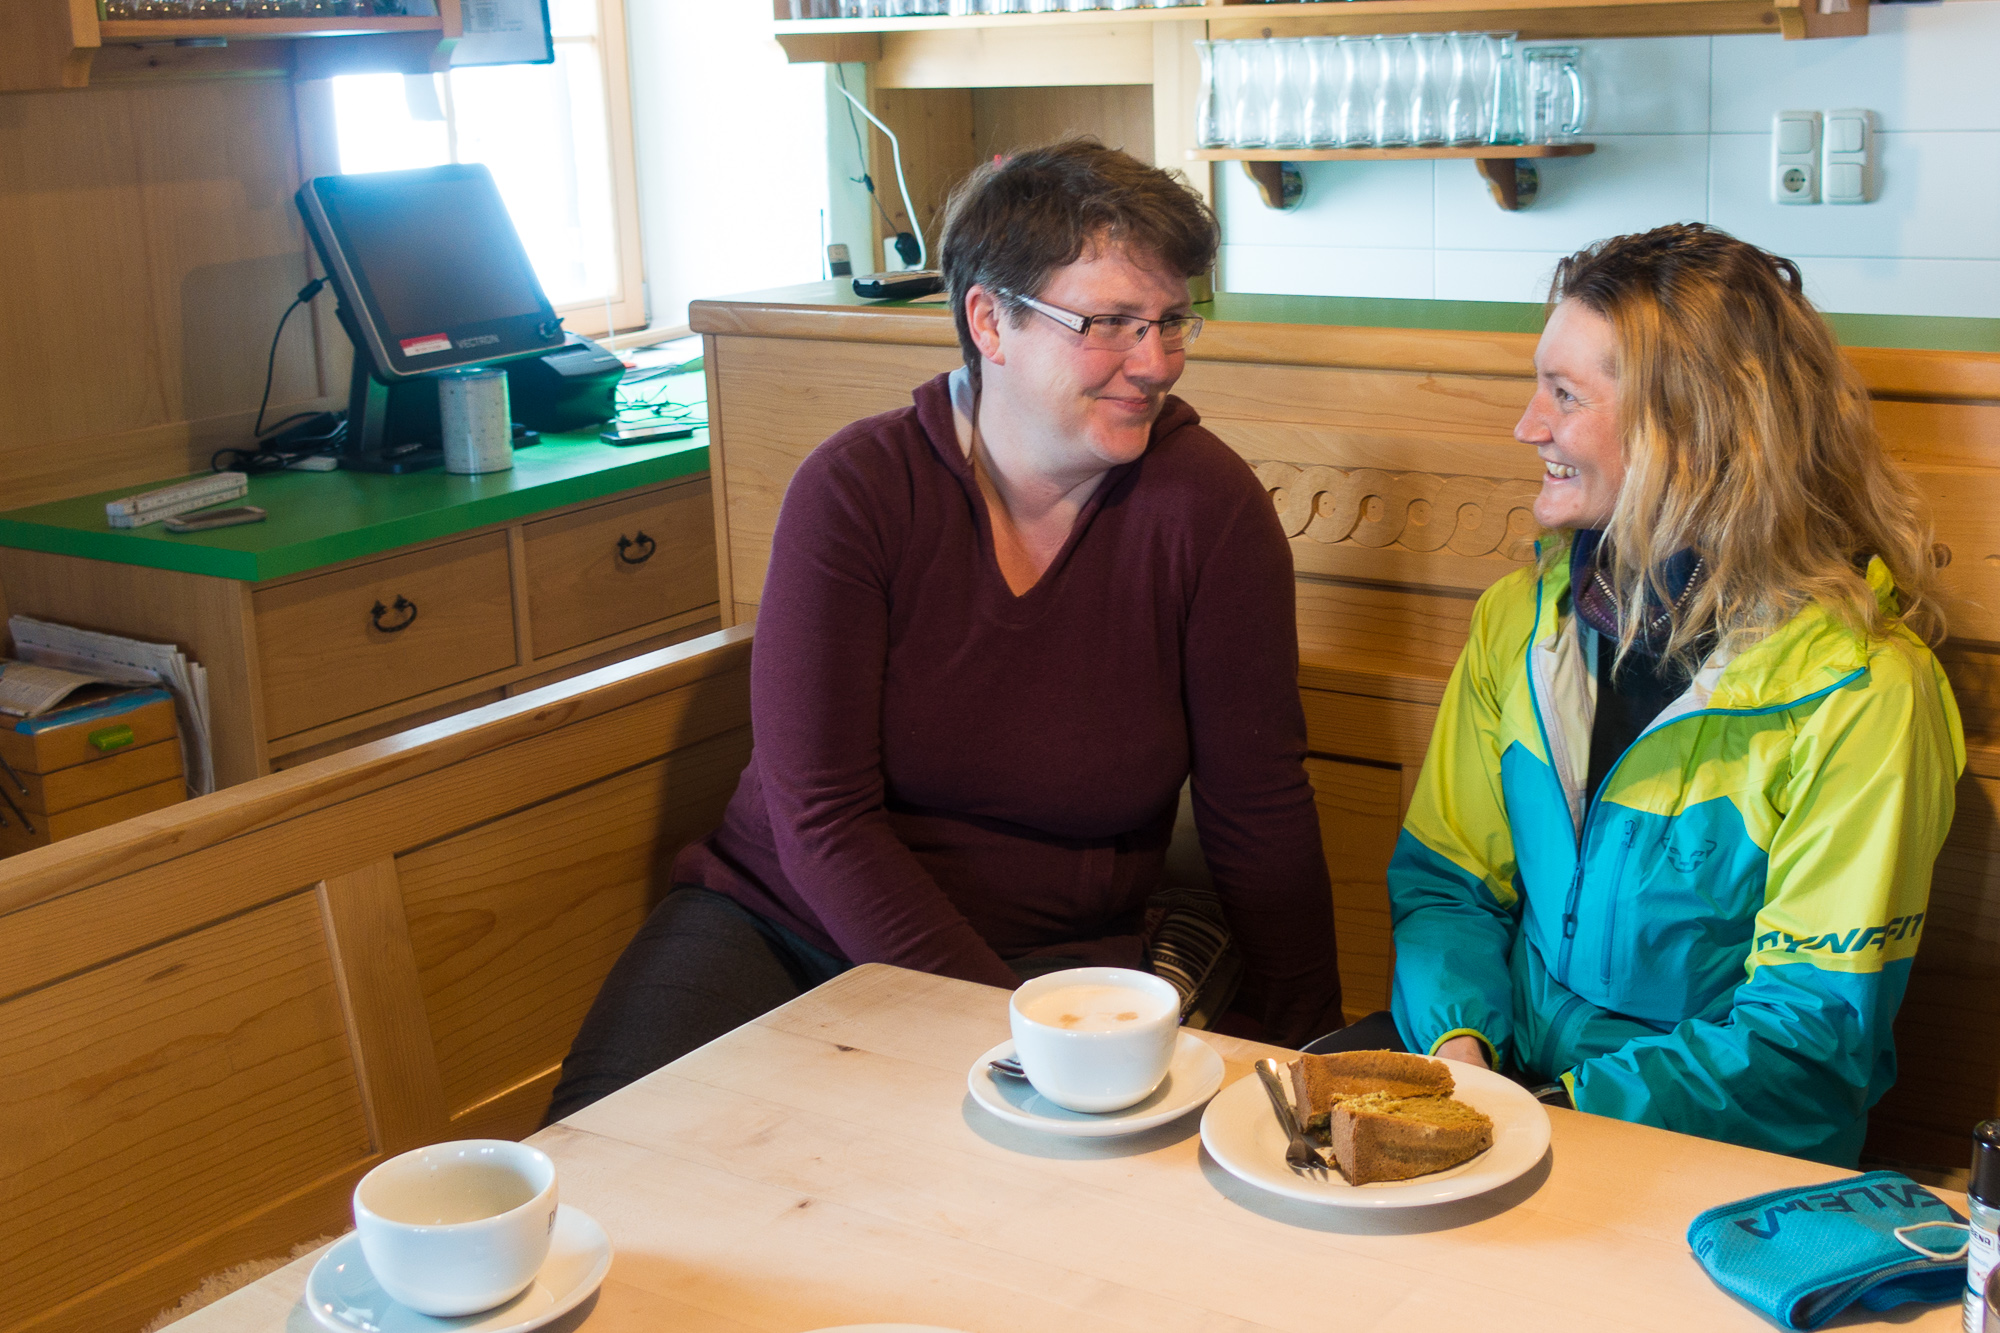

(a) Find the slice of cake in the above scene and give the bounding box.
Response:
[1327,1092,1495,1185]
[1287,1050,1456,1138]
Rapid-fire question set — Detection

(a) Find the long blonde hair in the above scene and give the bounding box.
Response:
[1543,224,1942,668]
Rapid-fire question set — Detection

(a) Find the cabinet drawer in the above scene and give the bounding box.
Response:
[253,532,517,739]
[522,480,717,659]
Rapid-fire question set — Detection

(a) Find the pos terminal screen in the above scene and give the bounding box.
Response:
[299,163,561,380]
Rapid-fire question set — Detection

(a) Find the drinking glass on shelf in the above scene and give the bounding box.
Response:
[1333,35,1371,147]
[1301,36,1341,148]
[1406,32,1449,147]
[1229,40,1271,148]
[1196,40,1225,147]
[1522,45,1588,144]
[1266,38,1308,149]
[1369,34,1411,148]
[1444,31,1494,145]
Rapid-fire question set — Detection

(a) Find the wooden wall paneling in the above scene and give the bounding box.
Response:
[400,726,750,1131]
[1867,770,2000,1168]
[0,546,267,787]
[969,85,1154,164]
[0,75,331,511]
[1874,397,2000,471]
[318,857,452,1156]
[712,333,960,614]
[864,84,978,274]
[1292,577,1477,697]
[1174,359,1533,437]
[1304,755,1403,1023]
[0,889,371,1333]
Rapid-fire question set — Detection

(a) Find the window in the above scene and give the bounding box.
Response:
[305,0,645,338]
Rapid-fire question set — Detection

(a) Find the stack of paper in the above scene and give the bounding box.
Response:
[7,616,215,796]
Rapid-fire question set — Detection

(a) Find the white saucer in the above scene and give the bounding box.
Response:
[304,1204,612,1333]
[1199,1057,1551,1209]
[966,1032,1225,1137]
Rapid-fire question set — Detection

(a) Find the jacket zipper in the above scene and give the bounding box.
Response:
[1524,567,1867,993]
[1599,818,1639,988]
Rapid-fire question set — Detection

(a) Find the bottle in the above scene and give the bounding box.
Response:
[1966,1119,2000,1333]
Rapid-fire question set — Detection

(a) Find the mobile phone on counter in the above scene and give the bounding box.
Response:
[852,270,943,300]
[164,505,267,533]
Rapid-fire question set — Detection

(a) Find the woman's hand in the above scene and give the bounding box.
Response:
[1436,1035,1490,1069]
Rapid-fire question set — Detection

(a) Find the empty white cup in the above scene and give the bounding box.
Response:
[1009,966,1181,1113]
[353,1139,558,1317]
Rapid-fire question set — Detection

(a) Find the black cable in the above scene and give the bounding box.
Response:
[834,65,900,235]
[252,277,328,439]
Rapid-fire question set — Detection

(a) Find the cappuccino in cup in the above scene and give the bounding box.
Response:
[1009,967,1181,1114]
[353,1139,558,1317]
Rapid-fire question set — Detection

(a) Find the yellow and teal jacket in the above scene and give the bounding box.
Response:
[1388,541,1963,1165]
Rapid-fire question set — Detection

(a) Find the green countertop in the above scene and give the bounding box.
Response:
[0,406,708,583]
[719,281,2000,353]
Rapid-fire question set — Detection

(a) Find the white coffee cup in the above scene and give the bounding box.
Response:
[1009,966,1182,1113]
[353,1139,558,1317]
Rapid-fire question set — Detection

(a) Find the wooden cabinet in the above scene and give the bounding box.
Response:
[0,474,721,789]
[523,482,719,659]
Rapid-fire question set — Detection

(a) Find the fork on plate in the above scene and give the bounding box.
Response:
[1253,1057,1328,1179]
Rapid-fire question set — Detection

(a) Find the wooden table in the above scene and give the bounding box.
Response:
[174,964,1969,1333]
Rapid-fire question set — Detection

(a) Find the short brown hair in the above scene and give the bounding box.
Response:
[938,138,1217,377]
[1546,222,1942,662]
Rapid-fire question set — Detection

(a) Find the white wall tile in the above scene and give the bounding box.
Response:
[1795,256,2000,318]
[1221,244,1434,298]
[1434,134,1708,252]
[1217,157,1435,248]
[1710,129,2000,259]
[1434,249,1568,303]
[1711,2,2000,133]
[1564,36,1711,135]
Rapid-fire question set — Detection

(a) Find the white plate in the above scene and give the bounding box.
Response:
[1199,1057,1551,1208]
[304,1205,612,1333]
[966,1032,1225,1137]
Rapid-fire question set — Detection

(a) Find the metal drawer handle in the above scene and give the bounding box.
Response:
[370,595,418,633]
[616,532,656,566]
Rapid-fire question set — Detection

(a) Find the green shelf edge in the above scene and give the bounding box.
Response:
[754,279,2000,352]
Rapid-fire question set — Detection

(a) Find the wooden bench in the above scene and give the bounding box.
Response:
[0,627,752,1333]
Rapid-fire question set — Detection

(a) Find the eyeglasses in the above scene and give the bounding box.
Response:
[998,289,1204,351]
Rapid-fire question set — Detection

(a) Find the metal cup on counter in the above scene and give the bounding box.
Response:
[1194,31,1578,152]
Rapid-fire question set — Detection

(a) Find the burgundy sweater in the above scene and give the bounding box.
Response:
[674,373,1343,1042]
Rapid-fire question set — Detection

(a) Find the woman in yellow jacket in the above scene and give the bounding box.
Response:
[1308,224,1963,1166]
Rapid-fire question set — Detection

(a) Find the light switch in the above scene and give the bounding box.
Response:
[1823,109,1874,204]
[1772,111,1821,205]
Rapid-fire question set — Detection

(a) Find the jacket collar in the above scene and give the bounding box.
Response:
[1534,532,1881,714]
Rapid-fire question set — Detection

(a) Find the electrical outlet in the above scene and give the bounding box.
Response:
[1823,109,1874,204]
[1773,111,1821,205]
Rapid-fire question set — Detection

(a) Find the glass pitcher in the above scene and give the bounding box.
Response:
[1522,45,1588,144]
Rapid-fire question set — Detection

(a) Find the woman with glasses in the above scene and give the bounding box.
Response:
[547,139,1343,1120]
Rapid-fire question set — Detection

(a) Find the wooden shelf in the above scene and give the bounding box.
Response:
[1196,142,1596,210]
[3,0,463,92]
[97,16,445,41]
[772,0,1863,53]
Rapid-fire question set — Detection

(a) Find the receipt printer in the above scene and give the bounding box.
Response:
[506,333,626,432]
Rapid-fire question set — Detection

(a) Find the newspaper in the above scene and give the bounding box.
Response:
[0,662,112,718]
[7,616,215,796]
